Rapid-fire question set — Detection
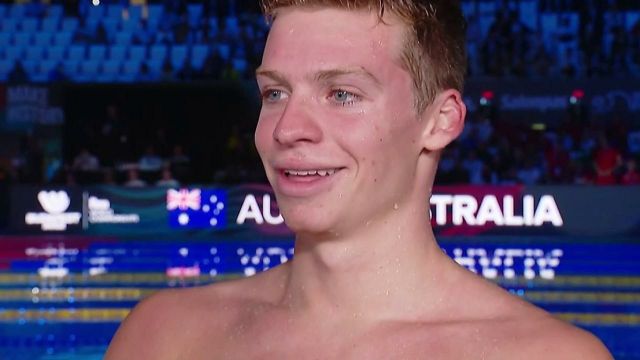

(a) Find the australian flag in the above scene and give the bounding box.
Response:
[167,189,227,229]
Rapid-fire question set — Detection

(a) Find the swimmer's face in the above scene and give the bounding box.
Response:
[255,7,455,235]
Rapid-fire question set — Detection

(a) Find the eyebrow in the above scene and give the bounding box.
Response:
[255,67,382,88]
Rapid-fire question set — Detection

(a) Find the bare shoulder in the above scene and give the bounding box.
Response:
[104,269,285,360]
[515,314,613,360]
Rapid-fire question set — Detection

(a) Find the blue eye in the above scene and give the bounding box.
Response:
[262,89,286,103]
[331,90,360,106]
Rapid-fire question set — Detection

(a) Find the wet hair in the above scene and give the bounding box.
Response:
[260,0,467,112]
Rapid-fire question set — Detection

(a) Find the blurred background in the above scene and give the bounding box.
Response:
[0,0,639,359]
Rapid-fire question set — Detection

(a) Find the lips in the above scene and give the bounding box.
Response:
[274,166,346,196]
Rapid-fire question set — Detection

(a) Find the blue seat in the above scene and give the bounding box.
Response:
[85,18,100,34]
[39,60,57,76]
[232,58,248,74]
[224,17,240,37]
[47,46,66,62]
[21,18,39,33]
[61,17,79,33]
[170,45,188,68]
[67,45,86,62]
[0,4,6,18]
[208,17,219,38]
[114,32,133,45]
[109,45,127,61]
[22,60,38,76]
[0,60,12,81]
[63,60,80,78]
[88,4,105,19]
[217,43,231,60]
[129,5,144,21]
[519,1,538,31]
[121,19,139,33]
[12,33,31,48]
[147,58,163,74]
[191,45,209,70]
[89,45,107,60]
[1,19,17,33]
[0,33,10,48]
[120,60,141,82]
[41,17,60,32]
[107,4,124,19]
[129,45,147,62]
[148,4,163,20]
[25,46,45,61]
[53,32,73,47]
[9,4,27,19]
[79,60,100,82]
[150,44,168,61]
[47,4,64,19]
[627,11,640,31]
[187,4,203,27]
[102,18,119,35]
[34,32,54,47]
[99,60,121,82]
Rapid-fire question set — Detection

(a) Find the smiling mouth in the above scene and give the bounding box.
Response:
[282,168,343,177]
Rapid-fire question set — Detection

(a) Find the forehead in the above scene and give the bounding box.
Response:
[260,7,408,79]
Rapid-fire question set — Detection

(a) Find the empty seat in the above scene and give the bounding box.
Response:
[107,4,124,19]
[232,58,248,74]
[89,45,107,59]
[148,4,163,20]
[191,45,209,70]
[88,4,105,19]
[0,4,6,18]
[79,60,101,82]
[129,5,144,21]
[67,45,86,62]
[0,33,10,48]
[1,19,18,33]
[217,43,231,60]
[39,60,58,77]
[47,4,64,19]
[47,46,66,62]
[519,0,538,31]
[102,18,119,35]
[121,19,139,33]
[9,4,27,19]
[170,45,188,68]
[61,17,79,33]
[4,47,23,62]
[33,32,54,47]
[99,60,121,82]
[22,60,38,76]
[41,17,60,33]
[25,46,45,61]
[626,11,640,31]
[120,60,141,82]
[147,58,164,74]
[109,45,127,61]
[114,32,133,45]
[0,60,13,81]
[129,45,147,62]
[20,18,39,33]
[150,44,168,61]
[12,33,31,48]
[63,60,80,77]
[53,32,73,47]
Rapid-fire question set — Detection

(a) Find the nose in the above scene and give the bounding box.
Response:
[273,97,323,147]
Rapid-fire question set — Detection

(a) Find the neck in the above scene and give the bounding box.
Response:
[279,201,460,324]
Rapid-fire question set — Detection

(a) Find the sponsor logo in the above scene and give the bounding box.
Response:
[87,195,140,225]
[167,189,227,228]
[25,191,81,231]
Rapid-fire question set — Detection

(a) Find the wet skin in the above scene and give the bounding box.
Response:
[105,7,612,360]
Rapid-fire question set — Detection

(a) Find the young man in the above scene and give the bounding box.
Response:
[106,1,612,358]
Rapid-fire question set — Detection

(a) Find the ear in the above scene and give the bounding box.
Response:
[420,90,466,152]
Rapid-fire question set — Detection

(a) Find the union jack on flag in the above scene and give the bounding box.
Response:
[167,189,227,229]
[167,189,201,211]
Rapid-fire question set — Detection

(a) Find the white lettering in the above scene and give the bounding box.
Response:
[534,195,564,226]
[262,194,284,225]
[452,195,477,225]
[475,195,504,225]
[236,195,264,225]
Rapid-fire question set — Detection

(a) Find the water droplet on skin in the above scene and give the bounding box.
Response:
[365,221,371,227]
[393,203,399,210]
[385,289,390,296]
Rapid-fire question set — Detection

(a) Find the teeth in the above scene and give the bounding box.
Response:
[285,169,339,177]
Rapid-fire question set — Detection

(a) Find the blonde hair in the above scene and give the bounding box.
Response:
[260,0,467,112]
